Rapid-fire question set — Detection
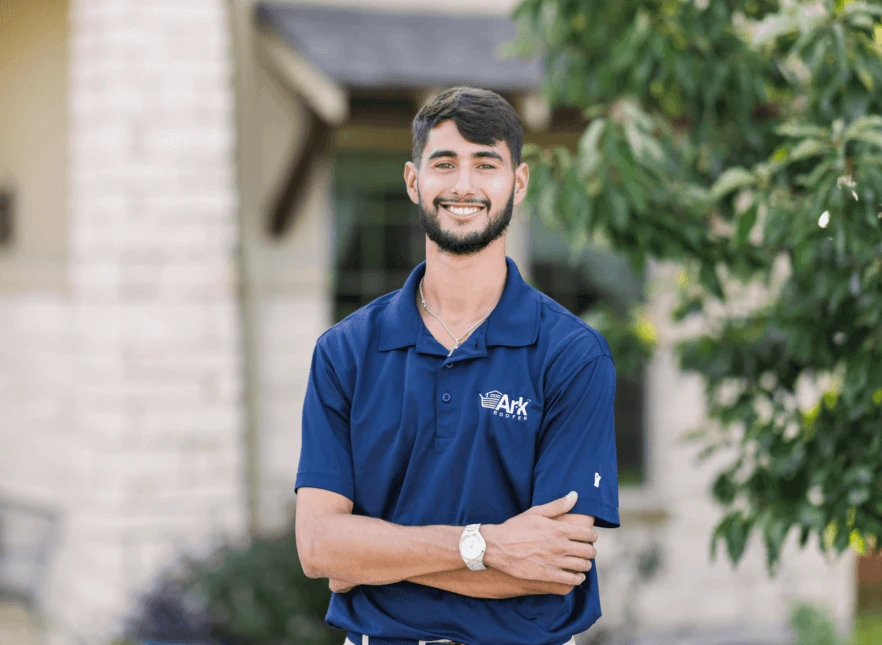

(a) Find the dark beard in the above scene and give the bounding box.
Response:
[417,188,515,256]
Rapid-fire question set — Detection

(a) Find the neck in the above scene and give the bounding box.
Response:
[420,235,508,326]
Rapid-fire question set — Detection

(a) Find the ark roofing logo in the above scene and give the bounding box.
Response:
[478,390,530,421]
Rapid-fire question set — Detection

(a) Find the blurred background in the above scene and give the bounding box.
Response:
[0,1,879,644]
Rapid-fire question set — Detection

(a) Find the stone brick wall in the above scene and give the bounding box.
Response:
[39,1,247,642]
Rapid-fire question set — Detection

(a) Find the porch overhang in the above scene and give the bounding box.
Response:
[253,2,546,237]
[254,3,543,94]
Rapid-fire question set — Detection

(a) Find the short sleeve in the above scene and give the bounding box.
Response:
[532,351,620,528]
[294,340,355,501]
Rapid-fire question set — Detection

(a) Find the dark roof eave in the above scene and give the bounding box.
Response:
[254,2,544,93]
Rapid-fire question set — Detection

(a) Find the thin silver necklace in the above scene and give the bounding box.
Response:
[419,278,489,357]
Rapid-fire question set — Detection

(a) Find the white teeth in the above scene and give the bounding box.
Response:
[445,205,482,216]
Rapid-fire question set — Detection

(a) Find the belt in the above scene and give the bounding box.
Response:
[348,632,467,645]
[347,633,574,645]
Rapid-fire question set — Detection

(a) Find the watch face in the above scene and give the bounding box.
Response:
[462,535,483,559]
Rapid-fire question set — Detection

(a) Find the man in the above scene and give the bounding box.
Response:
[295,87,620,645]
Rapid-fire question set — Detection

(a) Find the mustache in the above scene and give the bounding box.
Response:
[434,197,491,209]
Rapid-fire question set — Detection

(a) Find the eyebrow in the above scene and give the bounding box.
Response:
[427,149,505,163]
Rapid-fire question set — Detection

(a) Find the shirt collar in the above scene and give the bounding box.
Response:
[378,256,540,352]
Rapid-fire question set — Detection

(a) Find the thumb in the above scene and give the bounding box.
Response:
[530,491,578,518]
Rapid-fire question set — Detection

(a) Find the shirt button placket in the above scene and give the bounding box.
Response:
[436,363,457,440]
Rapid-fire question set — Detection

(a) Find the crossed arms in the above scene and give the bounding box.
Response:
[295,487,599,600]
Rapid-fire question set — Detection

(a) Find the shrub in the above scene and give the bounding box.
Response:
[121,530,344,645]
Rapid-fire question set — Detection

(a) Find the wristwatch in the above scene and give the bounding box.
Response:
[459,523,487,571]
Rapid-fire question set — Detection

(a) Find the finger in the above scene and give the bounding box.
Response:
[560,556,593,572]
[563,524,598,543]
[549,567,586,587]
[528,491,578,518]
[560,542,595,560]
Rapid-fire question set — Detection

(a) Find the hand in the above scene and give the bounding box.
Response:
[328,578,356,593]
[554,512,598,573]
[482,492,598,588]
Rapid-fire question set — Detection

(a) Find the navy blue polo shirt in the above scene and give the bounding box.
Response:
[295,256,620,645]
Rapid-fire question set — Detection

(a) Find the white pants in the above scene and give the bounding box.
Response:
[345,637,577,645]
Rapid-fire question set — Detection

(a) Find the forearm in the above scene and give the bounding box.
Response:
[404,520,580,599]
[301,513,465,585]
[406,569,572,599]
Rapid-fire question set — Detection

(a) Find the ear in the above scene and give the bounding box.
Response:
[512,162,530,207]
[404,161,420,205]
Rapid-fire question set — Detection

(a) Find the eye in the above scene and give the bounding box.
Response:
[435,162,454,169]
[478,164,496,170]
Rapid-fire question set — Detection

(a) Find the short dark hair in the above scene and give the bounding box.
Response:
[411,87,524,169]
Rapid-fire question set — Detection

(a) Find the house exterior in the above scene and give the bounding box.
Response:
[0,1,856,644]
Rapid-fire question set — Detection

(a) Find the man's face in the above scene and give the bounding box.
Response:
[404,119,529,256]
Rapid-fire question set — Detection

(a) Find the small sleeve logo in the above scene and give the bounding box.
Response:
[594,472,601,488]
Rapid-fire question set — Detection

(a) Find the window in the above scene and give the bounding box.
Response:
[529,221,647,487]
[332,152,424,322]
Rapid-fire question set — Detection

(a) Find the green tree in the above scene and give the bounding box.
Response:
[508,0,882,573]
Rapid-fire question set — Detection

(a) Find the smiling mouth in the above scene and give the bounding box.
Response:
[439,203,486,217]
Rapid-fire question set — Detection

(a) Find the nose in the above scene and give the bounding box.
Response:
[452,166,476,198]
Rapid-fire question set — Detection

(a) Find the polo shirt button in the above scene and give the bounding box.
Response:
[441,392,452,403]
[446,363,453,368]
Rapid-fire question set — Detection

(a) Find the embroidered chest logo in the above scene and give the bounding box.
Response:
[478,390,530,421]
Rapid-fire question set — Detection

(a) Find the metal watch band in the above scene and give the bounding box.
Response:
[460,523,487,571]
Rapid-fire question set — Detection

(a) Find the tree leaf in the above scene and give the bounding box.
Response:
[750,12,801,48]
[726,513,752,565]
[843,115,882,138]
[712,471,737,504]
[843,2,882,18]
[852,57,875,91]
[788,139,831,162]
[776,122,829,139]
[578,117,607,175]
[848,131,882,151]
[700,263,725,299]
[711,167,757,200]
[736,205,759,245]
[763,516,790,575]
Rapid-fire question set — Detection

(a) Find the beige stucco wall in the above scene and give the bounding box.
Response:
[0,0,69,288]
